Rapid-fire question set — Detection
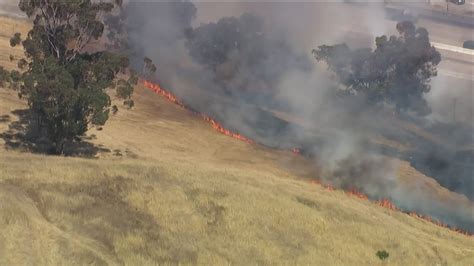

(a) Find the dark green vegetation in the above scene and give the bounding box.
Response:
[7,0,137,154]
[185,16,440,117]
[0,66,10,86]
[142,57,157,78]
[185,13,266,71]
[185,13,310,96]
[376,250,390,261]
[313,21,441,115]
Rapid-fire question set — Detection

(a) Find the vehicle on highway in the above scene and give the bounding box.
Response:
[385,6,419,23]
[463,40,474,50]
[449,0,465,5]
[401,8,419,22]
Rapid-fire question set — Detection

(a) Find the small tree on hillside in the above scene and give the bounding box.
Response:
[0,66,10,87]
[10,0,135,154]
[313,21,441,115]
[142,57,157,78]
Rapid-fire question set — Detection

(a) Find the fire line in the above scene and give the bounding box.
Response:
[143,80,253,144]
[142,79,472,237]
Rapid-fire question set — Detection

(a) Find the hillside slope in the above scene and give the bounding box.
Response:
[0,16,473,265]
[1,82,474,265]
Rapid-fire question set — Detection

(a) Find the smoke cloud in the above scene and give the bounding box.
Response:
[123,1,473,232]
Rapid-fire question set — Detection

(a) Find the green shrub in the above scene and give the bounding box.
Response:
[0,66,10,87]
[376,250,389,261]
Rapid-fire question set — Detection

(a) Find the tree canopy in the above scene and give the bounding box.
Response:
[10,0,136,154]
[313,21,441,115]
[185,13,311,96]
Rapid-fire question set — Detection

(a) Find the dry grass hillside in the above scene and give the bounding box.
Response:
[0,16,473,265]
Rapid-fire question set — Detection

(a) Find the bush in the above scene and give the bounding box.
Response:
[0,66,10,87]
[376,250,389,261]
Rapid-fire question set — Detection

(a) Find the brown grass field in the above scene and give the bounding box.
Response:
[0,16,473,265]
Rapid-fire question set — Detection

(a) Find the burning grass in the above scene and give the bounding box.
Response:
[143,79,474,238]
[0,78,473,264]
[144,80,253,144]
[0,14,472,265]
[340,183,472,237]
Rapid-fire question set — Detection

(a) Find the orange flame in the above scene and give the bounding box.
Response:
[202,116,253,144]
[347,188,369,200]
[144,80,185,108]
[377,199,398,210]
[143,80,253,144]
[308,180,472,237]
[310,179,334,191]
[409,212,448,229]
[143,79,472,237]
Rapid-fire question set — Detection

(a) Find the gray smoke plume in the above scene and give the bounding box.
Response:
[123,1,473,232]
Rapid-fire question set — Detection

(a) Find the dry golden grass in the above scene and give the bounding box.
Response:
[0,15,473,265]
[1,83,473,265]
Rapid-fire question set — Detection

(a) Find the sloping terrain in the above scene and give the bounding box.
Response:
[0,16,473,265]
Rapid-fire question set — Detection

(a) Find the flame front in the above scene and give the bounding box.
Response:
[142,79,472,237]
[144,80,185,108]
[347,188,369,200]
[202,116,253,144]
[144,80,253,144]
[377,199,398,210]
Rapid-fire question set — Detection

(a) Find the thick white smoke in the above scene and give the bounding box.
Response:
[123,1,474,231]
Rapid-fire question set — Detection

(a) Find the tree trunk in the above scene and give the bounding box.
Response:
[54,139,66,155]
